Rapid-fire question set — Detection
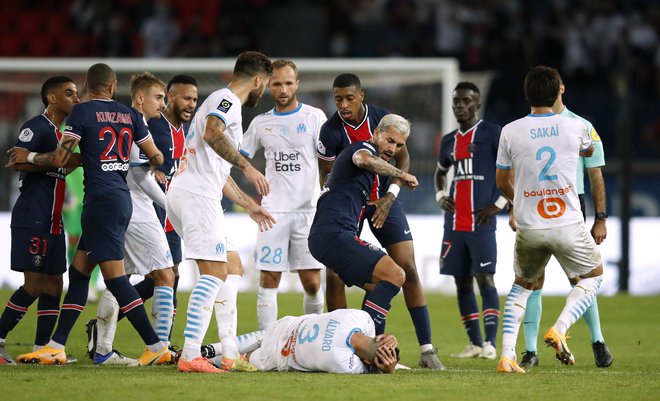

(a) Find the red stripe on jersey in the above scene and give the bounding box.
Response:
[453,128,475,231]
[341,118,372,143]
[482,309,500,317]
[50,177,65,235]
[171,125,185,159]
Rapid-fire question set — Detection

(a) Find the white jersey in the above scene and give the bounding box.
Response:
[169,88,242,200]
[496,113,592,229]
[126,118,160,224]
[274,309,374,374]
[241,103,326,212]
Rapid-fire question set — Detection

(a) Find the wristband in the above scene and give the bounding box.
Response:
[435,190,447,203]
[27,152,37,164]
[494,196,508,210]
[387,184,400,198]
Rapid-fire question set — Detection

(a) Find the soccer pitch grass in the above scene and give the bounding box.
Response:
[1,290,658,401]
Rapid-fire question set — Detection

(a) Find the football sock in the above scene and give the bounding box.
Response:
[583,295,605,343]
[117,277,155,322]
[152,286,174,348]
[363,280,399,334]
[257,287,278,330]
[236,330,265,354]
[479,282,500,345]
[408,305,432,346]
[170,274,180,340]
[215,274,240,359]
[555,276,602,335]
[34,294,61,347]
[303,288,325,315]
[95,289,119,355]
[523,289,542,353]
[51,267,90,347]
[501,284,532,360]
[182,274,223,361]
[0,286,36,338]
[457,286,483,346]
[104,275,161,348]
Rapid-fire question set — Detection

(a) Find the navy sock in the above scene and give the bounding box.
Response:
[479,283,500,345]
[52,267,89,345]
[457,287,483,345]
[35,294,61,346]
[363,281,400,335]
[117,276,155,322]
[168,275,180,341]
[408,305,432,346]
[105,276,160,346]
[0,286,37,338]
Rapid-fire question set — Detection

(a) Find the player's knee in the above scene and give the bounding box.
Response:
[260,271,281,288]
[389,265,406,287]
[475,272,495,288]
[152,268,175,287]
[43,275,63,297]
[454,276,474,293]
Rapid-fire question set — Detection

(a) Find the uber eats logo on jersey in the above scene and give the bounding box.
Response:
[274,151,301,172]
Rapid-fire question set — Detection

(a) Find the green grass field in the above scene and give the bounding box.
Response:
[0,289,658,401]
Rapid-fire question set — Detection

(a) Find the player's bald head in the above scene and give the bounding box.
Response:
[86,63,116,92]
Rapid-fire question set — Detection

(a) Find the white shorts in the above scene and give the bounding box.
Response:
[254,212,322,272]
[514,222,602,282]
[248,316,298,372]
[124,220,173,275]
[166,187,227,262]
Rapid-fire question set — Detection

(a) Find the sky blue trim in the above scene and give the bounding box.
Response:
[345,328,362,353]
[207,112,228,125]
[239,149,251,157]
[528,113,556,117]
[496,164,511,170]
[273,103,303,116]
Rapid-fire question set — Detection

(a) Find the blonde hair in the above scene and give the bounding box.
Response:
[376,114,411,137]
[130,72,166,100]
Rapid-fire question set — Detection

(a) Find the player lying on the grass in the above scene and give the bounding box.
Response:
[200,309,399,374]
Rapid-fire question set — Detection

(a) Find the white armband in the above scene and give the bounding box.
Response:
[435,190,447,203]
[27,152,37,164]
[387,184,400,198]
[494,196,508,210]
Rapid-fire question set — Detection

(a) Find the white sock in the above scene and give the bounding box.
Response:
[215,274,240,359]
[95,289,119,355]
[47,340,65,350]
[501,284,532,360]
[236,330,265,354]
[555,276,602,335]
[182,274,223,361]
[152,286,174,349]
[303,288,324,315]
[257,287,278,330]
[420,343,434,353]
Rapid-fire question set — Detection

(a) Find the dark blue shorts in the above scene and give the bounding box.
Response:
[363,198,413,248]
[10,227,67,275]
[308,231,386,287]
[155,203,182,265]
[78,190,132,264]
[439,230,497,277]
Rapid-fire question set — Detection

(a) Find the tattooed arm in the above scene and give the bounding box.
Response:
[222,176,275,232]
[203,115,270,196]
[6,136,81,169]
[352,149,418,189]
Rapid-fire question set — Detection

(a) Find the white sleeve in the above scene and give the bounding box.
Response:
[241,119,261,158]
[579,122,592,151]
[495,129,511,169]
[132,165,166,208]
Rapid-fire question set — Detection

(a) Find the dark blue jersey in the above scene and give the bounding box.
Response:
[437,120,502,232]
[148,112,188,183]
[11,115,67,234]
[310,141,378,235]
[64,99,151,202]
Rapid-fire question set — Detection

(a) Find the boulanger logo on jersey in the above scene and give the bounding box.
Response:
[523,184,573,219]
[273,151,301,172]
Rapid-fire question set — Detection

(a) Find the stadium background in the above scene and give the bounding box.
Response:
[0,0,659,294]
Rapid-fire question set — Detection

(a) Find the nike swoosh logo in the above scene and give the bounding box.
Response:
[215,300,227,305]
[480,262,493,267]
[50,353,61,357]
[404,229,411,234]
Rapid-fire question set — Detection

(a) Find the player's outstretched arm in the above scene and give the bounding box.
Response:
[132,165,166,208]
[352,149,418,189]
[136,137,164,168]
[204,115,269,196]
[391,143,410,187]
[222,176,275,232]
[6,136,80,169]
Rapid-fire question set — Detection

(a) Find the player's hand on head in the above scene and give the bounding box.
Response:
[244,165,270,196]
[375,334,398,350]
[6,147,29,167]
[374,344,397,374]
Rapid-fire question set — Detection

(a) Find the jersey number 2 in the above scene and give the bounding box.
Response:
[536,146,558,182]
